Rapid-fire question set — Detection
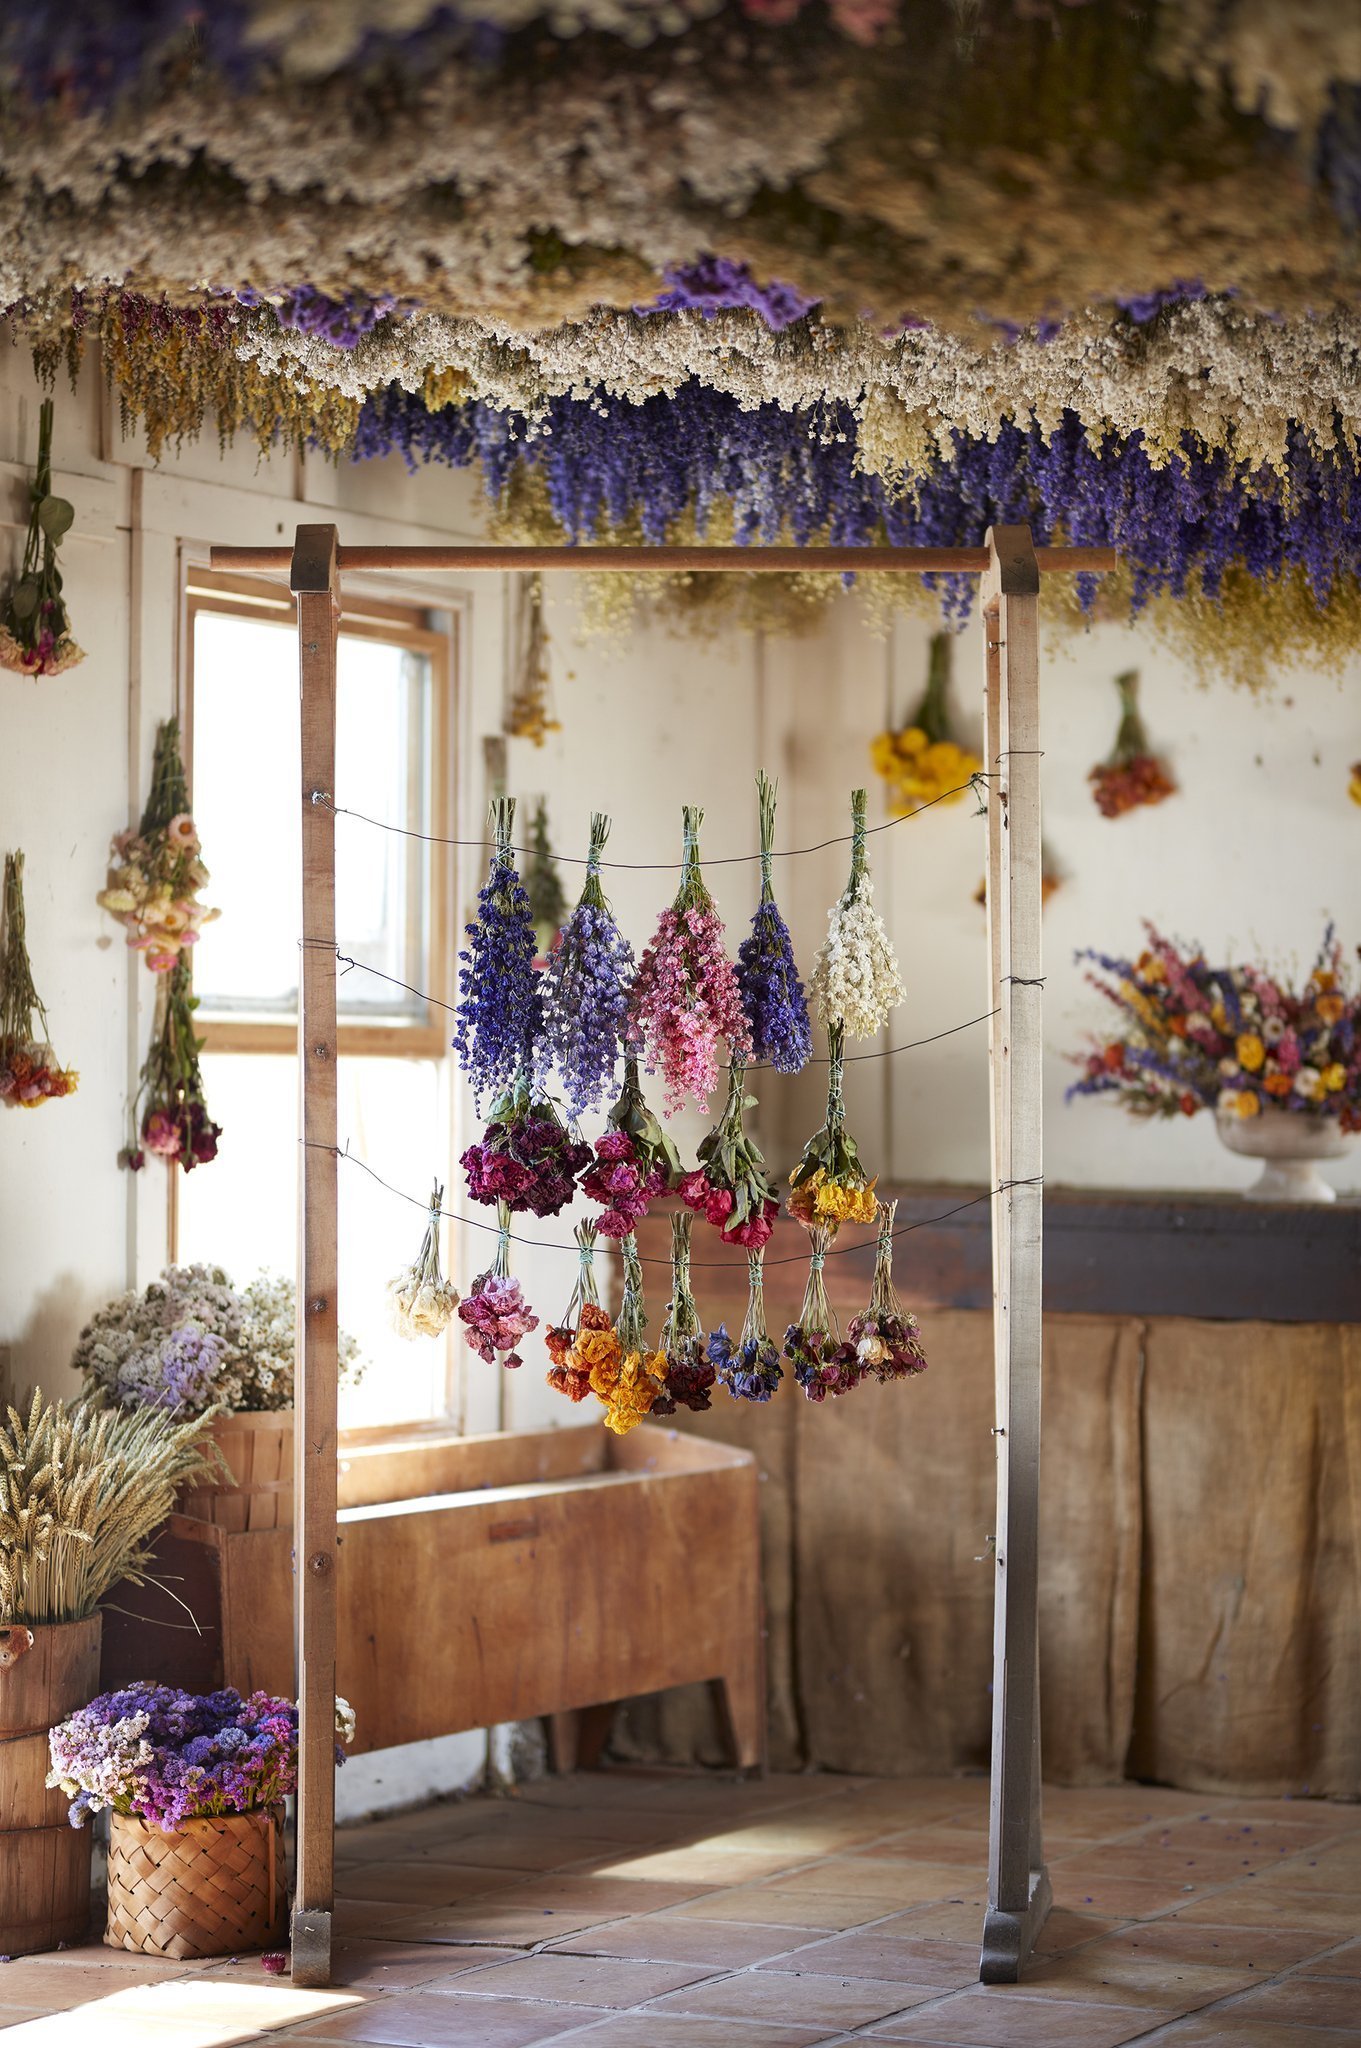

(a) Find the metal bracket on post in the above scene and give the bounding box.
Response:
[979,523,1050,1984]
[291,522,341,1988]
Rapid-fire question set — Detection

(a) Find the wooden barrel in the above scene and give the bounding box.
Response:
[178,1412,293,1531]
[0,1614,102,1955]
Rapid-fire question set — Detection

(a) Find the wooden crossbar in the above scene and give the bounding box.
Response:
[209,542,1116,577]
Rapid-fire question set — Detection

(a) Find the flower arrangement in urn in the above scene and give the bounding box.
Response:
[1069,925,1360,1200]
[74,1265,363,1414]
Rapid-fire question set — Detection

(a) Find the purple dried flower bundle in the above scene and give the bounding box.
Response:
[735,772,812,1075]
[536,812,635,1116]
[453,796,541,1107]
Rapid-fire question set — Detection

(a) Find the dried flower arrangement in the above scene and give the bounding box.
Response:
[0,851,77,1108]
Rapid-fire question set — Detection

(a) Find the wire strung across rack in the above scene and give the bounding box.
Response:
[298,939,1002,1072]
[309,771,995,872]
[302,1136,1043,1270]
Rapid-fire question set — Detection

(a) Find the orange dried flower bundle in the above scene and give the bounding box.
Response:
[546,1222,612,1403]
[1089,670,1176,819]
[0,852,77,1109]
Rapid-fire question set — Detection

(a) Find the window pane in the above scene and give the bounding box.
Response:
[177,1052,453,1428]
[191,611,433,1021]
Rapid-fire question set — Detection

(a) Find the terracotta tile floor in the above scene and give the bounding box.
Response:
[4,1770,1361,2047]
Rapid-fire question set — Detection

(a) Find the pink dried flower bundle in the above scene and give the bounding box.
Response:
[630,805,752,1115]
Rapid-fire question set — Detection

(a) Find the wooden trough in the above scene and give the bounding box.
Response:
[102,1423,765,1772]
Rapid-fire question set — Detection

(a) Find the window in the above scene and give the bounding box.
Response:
[176,571,457,1429]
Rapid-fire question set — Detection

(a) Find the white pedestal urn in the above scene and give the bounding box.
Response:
[1216,1104,1355,1203]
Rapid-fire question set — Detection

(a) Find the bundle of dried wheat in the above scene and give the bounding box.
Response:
[0,1393,221,1626]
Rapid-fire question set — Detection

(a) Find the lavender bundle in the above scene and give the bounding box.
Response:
[783,1224,860,1403]
[453,797,541,1107]
[537,812,635,1116]
[847,1200,928,1381]
[709,1248,783,1403]
[735,772,812,1074]
[653,1209,715,1415]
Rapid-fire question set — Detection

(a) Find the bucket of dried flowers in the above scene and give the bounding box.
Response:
[0,1394,220,1955]
[73,1266,363,1531]
[49,1685,355,1959]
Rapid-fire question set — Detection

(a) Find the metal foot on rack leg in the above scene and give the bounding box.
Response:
[979,1865,1051,1983]
[290,1907,333,1987]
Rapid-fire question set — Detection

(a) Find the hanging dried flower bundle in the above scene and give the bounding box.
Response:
[653,1209,716,1415]
[787,1022,878,1234]
[524,797,569,957]
[98,718,219,973]
[388,1182,459,1339]
[783,1224,860,1403]
[809,788,904,1039]
[593,1233,668,1434]
[545,1221,614,1404]
[0,851,77,1108]
[453,796,542,1107]
[458,1202,539,1369]
[1349,760,1361,808]
[1089,670,1176,819]
[846,1201,927,1382]
[461,1071,590,1218]
[680,1059,779,1249]
[125,958,221,1170]
[537,812,635,1116]
[708,1248,783,1404]
[504,573,560,748]
[735,772,812,1075]
[871,634,982,814]
[580,1054,680,1238]
[630,805,752,1114]
[0,400,84,678]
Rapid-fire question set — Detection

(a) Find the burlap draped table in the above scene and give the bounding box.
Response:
[105,1806,286,1959]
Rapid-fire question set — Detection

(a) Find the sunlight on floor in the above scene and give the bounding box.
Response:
[0,1977,359,2047]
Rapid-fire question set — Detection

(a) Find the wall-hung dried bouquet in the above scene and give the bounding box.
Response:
[524,797,568,958]
[74,1265,362,1415]
[871,635,981,815]
[124,958,221,1172]
[388,1183,459,1338]
[0,851,77,1108]
[0,400,83,677]
[0,1393,220,1626]
[505,573,560,748]
[98,719,218,974]
[1089,670,1176,819]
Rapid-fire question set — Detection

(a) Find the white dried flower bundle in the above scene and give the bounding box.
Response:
[809,789,903,1039]
[388,1185,459,1339]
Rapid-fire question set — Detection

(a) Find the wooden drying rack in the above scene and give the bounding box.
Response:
[208,526,1117,1988]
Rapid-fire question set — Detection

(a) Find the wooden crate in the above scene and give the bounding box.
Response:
[101,1423,764,1771]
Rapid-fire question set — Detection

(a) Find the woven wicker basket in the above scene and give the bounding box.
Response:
[105,1807,285,1959]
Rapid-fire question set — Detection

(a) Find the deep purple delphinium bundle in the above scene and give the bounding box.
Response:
[708,1248,783,1402]
[736,772,812,1075]
[454,796,542,1107]
[462,1075,590,1218]
[47,1683,351,1831]
[536,812,635,1116]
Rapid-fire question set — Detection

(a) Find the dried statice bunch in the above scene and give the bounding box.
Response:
[708,1247,783,1403]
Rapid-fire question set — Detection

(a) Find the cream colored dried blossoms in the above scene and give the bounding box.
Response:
[810,788,904,1040]
[388,1187,459,1340]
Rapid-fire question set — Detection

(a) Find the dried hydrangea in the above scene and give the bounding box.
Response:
[809,787,903,1039]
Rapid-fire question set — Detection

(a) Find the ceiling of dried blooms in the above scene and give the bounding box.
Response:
[2,0,1359,673]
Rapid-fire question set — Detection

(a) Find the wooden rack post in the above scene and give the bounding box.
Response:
[237,522,1111,1989]
[979,527,1049,1980]
[290,526,342,1987]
